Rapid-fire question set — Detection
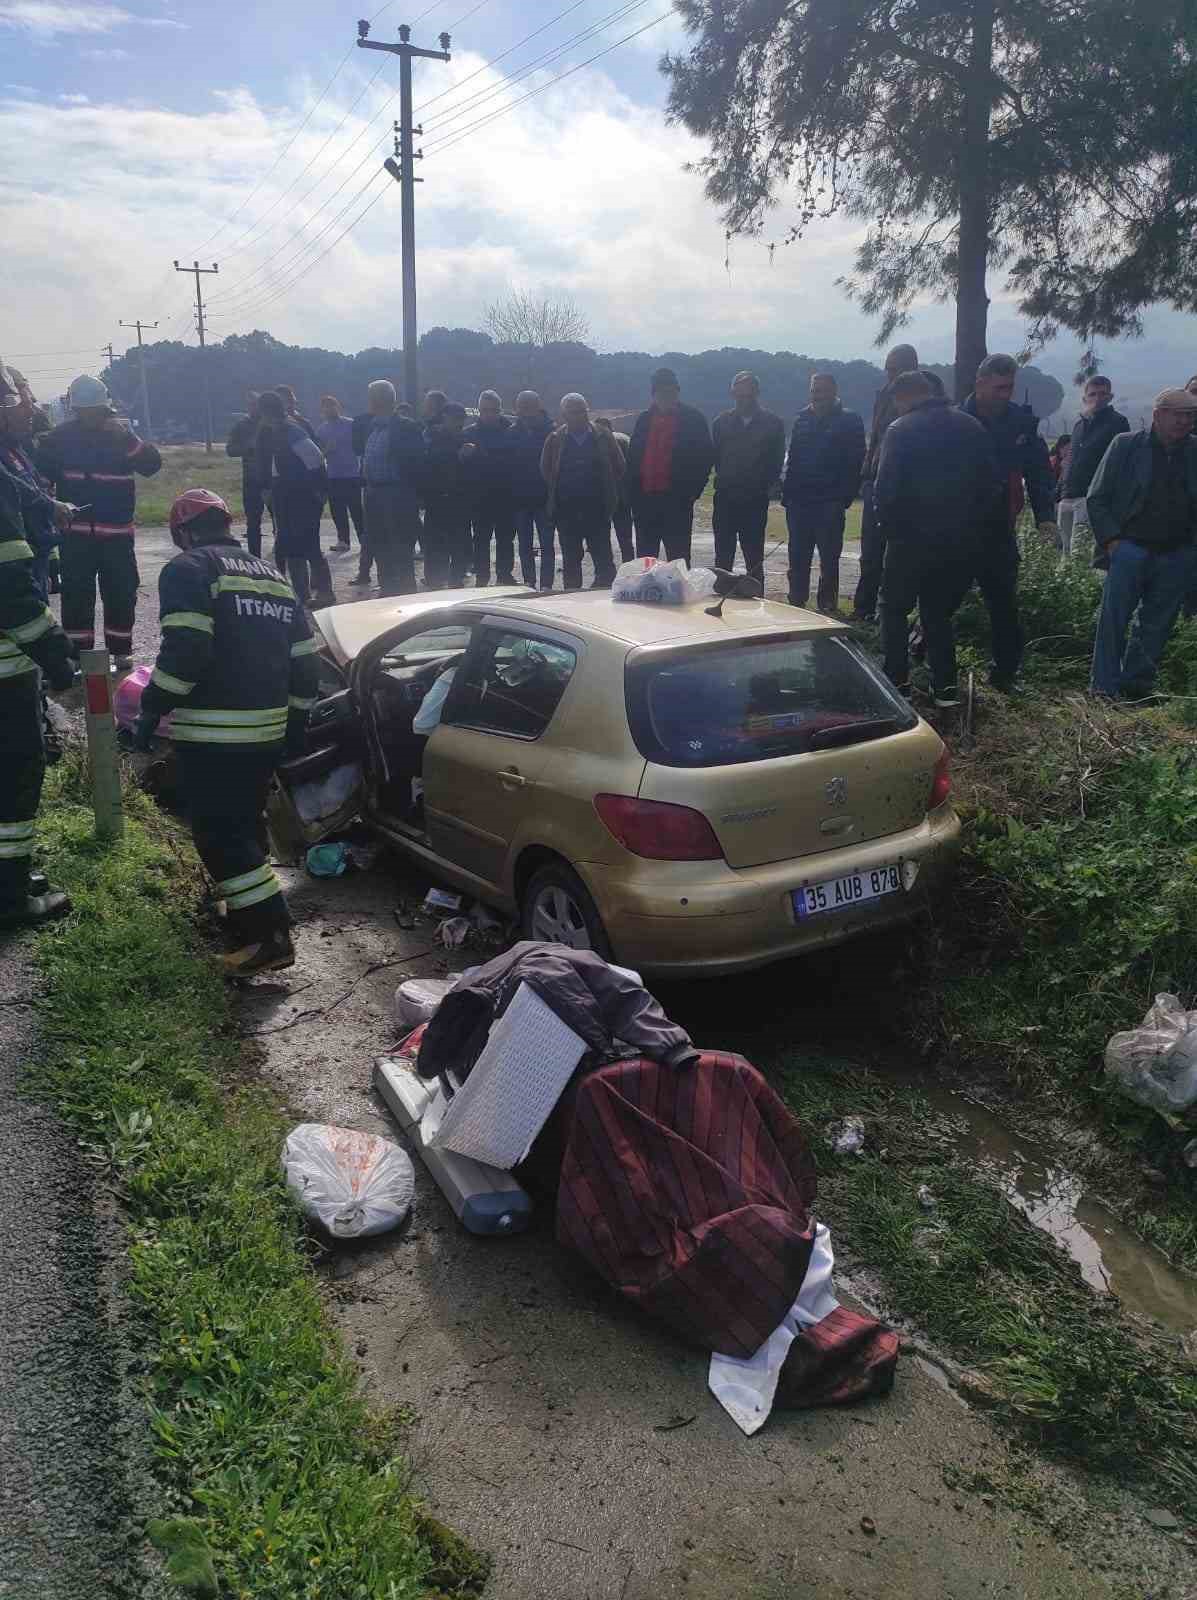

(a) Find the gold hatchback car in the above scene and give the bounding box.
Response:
[272,587,960,977]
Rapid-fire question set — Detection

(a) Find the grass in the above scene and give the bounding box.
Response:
[775,1053,1197,1520]
[28,755,489,1600]
[138,446,244,527]
[696,481,863,549]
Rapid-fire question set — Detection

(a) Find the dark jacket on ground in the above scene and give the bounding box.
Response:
[625,402,714,506]
[1085,428,1197,561]
[711,406,786,498]
[783,402,867,507]
[873,397,999,550]
[461,416,518,507]
[140,535,319,749]
[33,418,161,539]
[416,941,699,1091]
[226,415,264,480]
[509,412,556,508]
[1063,403,1131,499]
[0,463,73,688]
[863,370,945,482]
[540,423,626,520]
[958,395,1055,528]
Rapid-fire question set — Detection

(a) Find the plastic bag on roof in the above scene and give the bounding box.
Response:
[612,557,717,606]
[282,1123,415,1238]
[1104,994,1197,1116]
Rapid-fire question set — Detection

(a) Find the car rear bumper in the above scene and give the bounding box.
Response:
[578,806,961,976]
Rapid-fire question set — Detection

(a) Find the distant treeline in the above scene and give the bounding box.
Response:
[95,326,1066,440]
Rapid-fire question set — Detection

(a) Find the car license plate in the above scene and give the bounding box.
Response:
[793,863,901,919]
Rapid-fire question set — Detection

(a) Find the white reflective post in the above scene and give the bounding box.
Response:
[79,649,124,840]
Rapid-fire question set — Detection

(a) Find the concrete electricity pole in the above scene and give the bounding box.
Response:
[174,259,219,452]
[101,342,115,369]
[119,318,158,440]
[357,19,451,407]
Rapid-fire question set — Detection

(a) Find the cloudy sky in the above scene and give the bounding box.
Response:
[0,0,1190,408]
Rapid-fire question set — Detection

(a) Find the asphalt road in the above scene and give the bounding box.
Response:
[0,942,158,1599]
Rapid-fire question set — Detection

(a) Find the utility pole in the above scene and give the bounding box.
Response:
[174,259,219,452]
[358,19,451,407]
[119,318,158,439]
[101,342,115,369]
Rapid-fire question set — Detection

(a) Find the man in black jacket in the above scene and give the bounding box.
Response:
[1063,376,1130,501]
[461,391,518,586]
[626,368,714,564]
[959,354,1058,690]
[782,373,866,612]
[875,372,999,704]
[710,372,785,585]
[225,391,271,558]
[510,390,556,590]
[855,344,925,620]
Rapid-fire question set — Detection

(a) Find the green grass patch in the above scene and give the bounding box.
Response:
[137,446,244,528]
[776,1055,1197,1519]
[29,755,488,1600]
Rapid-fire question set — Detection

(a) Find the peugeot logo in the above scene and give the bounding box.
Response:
[824,775,848,807]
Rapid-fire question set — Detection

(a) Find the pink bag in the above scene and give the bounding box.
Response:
[113,663,174,738]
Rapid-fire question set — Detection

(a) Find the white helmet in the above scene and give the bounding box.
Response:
[68,373,112,411]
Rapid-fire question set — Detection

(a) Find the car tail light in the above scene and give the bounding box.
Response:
[594,794,725,861]
[929,750,951,809]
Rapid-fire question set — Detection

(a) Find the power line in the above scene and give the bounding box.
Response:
[207,0,593,303]
[424,9,670,157]
[5,347,109,358]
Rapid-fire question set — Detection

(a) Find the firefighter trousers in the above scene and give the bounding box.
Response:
[0,673,46,910]
[176,745,290,944]
[60,532,139,657]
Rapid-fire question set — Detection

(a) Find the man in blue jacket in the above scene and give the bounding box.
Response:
[958,354,1057,691]
[510,390,556,590]
[462,391,518,587]
[875,371,999,704]
[782,373,866,612]
[1087,388,1197,700]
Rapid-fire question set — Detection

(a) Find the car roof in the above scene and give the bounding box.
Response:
[313,587,844,664]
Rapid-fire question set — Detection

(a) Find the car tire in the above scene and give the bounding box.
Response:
[521,861,612,960]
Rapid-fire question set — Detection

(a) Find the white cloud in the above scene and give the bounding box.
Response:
[58,90,89,102]
[83,43,129,57]
[0,1,185,37]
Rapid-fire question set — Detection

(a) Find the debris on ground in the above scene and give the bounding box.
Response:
[306,841,351,878]
[436,915,471,949]
[423,887,463,914]
[830,1116,866,1155]
[1105,994,1197,1115]
[917,1185,938,1211]
[1182,1138,1197,1169]
[1143,1508,1180,1531]
[393,977,455,1029]
[282,1123,415,1238]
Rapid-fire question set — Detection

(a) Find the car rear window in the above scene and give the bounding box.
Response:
[627,634,916,768]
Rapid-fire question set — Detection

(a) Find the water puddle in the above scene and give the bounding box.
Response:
[923,1085,1197,1337]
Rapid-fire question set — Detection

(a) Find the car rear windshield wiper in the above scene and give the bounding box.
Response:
[809,716,902,750]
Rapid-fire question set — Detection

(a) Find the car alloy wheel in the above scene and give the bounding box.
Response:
[530,883,590,948]
[521,862,612,958]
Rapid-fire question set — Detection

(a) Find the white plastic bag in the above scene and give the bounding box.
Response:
[1104,994,1197,1116]
[612,557,717,606]
[282,1123,415,1238]
[393,977,454,1028]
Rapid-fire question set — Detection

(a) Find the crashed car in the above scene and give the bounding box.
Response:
[271,587,960,977]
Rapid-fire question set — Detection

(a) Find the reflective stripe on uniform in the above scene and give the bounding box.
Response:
[0,656,37,679]
[210,575,294,602]
[7,608,54,645]
[219,863,274,897]
[0,820,35,859]
[150,667,196,696]
[171,705,288,727]
[290,636,319,657]
[161,611,215,635]
[289,694,318,711]
[0,540,35,564]
[171,724,287,745]
[226,871,284,911]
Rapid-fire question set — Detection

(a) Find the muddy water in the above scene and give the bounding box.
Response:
[924,1085,1197,1336]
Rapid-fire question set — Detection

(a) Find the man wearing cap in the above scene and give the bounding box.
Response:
[710,372,786,587]
[33,373,161,670]
[0,356,77,925]
[625,367,714,565]
[1087,389,1197,701]
[135,488,320,977]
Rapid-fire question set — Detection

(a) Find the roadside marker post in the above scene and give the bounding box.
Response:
[79,649,124,841]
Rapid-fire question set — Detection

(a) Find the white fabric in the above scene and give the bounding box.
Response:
[413,668,456,734]
[707,1222,840,1436]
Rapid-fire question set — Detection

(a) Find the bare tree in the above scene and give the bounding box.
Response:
[483,289,590,350]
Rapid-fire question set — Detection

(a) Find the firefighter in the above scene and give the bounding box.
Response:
[134,489,320,978]
[0,362,77,925]
[33,374,162,669]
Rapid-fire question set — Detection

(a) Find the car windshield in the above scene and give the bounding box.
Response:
[627,634,916,768]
